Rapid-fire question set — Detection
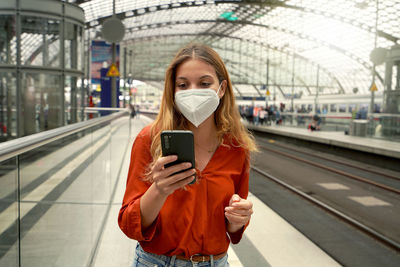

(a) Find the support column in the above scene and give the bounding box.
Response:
[111,42,117,107]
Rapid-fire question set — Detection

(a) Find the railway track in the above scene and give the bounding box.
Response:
[250,166,400,252]
[256,138,400,195]
[252,137,400,252]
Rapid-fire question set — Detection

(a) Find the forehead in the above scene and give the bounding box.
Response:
[176,59,217,80]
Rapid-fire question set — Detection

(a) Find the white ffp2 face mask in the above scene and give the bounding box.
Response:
[175,84,222,127]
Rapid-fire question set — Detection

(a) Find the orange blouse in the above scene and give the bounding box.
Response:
[118,125,250,258]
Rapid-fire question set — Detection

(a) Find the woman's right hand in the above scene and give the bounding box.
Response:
[150,155,196,196]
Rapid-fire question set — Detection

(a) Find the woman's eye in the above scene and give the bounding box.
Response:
[201,82,211,87]
[177,83,186,88]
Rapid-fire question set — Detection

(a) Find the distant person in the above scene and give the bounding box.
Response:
[360,107,367,119]
[246,105,254,124]
[356,107,367,120]
[308,114,321,131]
[129,103,136,118]
[275,109,281,125]
[118,43,257,267]
[259,108,267,125]
[375,118,383,137]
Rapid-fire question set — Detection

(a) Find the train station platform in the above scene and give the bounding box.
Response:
[244,121,400,160]
[92,115,340,267]
[0,112,341,267]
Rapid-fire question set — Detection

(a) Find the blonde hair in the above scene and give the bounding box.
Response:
[148,43,257,176]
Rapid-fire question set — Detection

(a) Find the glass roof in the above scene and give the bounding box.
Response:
[74,0,400,97]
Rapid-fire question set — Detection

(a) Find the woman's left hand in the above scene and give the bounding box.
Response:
[225,194,253,233]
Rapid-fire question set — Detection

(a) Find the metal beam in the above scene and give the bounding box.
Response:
[124,33,344,92]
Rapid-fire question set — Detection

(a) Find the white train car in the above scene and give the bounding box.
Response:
[282,94,383,115]
[237,94,384,129]
[237,94,383,116]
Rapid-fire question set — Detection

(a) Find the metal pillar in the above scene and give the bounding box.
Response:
[370,0,379,114]
[123,47,127,107]
[291,53,295,112]
[70,22,78,124]
[16,0,21,137]
[111,43,117,108]
[314,65,319,113]
[265,58,269,108]
[111,0,117,108]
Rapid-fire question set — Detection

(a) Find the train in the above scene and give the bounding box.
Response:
[236,93,393,133]
[237,93,383,117]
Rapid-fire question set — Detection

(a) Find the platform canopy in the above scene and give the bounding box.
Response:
[74,0,400,98]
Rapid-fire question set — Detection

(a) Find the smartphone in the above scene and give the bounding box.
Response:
[161,130,196,184]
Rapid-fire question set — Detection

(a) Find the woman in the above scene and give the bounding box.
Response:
[119,43,257,267]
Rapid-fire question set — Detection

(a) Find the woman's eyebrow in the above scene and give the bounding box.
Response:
[199,75,214,79]
[176,75,214,81]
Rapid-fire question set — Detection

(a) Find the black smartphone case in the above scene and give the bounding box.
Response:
[161,130,196,184]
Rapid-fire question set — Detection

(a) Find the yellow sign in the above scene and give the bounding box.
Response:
[266,89,270,96]
[370,83,378,92]
[106,63,120,77]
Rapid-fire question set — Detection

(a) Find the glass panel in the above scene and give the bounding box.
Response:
[65,22,83,71]
[65,22,73,69]
[0,15,16,65]
[21,16,60,67]
[20,72,62,136]
[65,75,84,125]
[330,104,337,112]
[369,114,400,141]
[0,72,17,142]
[18,123,112,266]
[77,26,83,71]
[77,78,84,122]
[110,114,130,187]
[339,104,347,113]
[0,157,19,267]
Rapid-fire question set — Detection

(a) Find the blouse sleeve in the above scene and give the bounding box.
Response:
[228,152,250,244]
[118,127,160,241]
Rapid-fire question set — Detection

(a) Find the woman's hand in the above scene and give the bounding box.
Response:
[150,155,196,196]
[225,194,253,233]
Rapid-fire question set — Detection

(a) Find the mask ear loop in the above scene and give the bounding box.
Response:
[216,83,222,98]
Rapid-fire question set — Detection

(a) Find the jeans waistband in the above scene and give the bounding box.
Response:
[134,243,228,267]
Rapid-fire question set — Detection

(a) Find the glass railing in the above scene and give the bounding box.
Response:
[0,108,131,267]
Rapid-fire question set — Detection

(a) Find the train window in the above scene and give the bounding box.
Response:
[307,104,313,112]
[349,104,356,113]
[315,104,321,114]
[360,103,369,110]
[330,104,337,112]
[339,104,346,113]
[322,104,328,114]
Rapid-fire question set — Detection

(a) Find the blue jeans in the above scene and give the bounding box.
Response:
[132,243,230,267]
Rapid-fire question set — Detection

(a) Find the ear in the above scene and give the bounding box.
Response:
[219,80,227,98]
